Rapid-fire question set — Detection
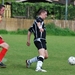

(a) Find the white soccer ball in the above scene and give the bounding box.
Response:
[68,56,75,65]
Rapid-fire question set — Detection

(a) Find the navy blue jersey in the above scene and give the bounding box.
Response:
[28,17,46,41]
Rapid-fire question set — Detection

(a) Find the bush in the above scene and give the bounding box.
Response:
[0,26,75,36]
[9,29,28,35]
[0,30,8,34]
[16,29,28,34]
[46,23,75,36]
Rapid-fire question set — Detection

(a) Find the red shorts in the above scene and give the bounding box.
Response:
[0,38,4,44]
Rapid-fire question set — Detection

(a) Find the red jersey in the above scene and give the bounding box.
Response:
[0,16,4,44]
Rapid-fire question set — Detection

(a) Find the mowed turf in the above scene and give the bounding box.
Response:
[0,34,75,75]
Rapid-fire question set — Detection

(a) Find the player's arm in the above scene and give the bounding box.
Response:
[37,22,44,32]
[27,26,33,46]
[26,31,31,46]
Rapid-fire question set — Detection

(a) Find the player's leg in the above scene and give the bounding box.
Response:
[26,56,38,68]
[44,50,48,59]
[42,40,48,59]
[36,39,48,72]
[0,42,9,68]
[36,48,47,72]
[28,49,48,62]
[26,41,40,68]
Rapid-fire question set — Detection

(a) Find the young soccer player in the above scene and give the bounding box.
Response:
[26,9,48,72]
[0,4,9,68]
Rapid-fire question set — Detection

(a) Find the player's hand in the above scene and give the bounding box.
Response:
[26,41,30,46]
[40,28,44,32]
[0,35,3,39]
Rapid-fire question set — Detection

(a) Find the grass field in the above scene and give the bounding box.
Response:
[0,34,75,75]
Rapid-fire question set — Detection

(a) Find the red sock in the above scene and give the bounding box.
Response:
[0,48,7,62]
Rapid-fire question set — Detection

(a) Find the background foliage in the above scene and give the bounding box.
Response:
[46,23,75,36]
[0,0,15,4]
[11,2,75,20]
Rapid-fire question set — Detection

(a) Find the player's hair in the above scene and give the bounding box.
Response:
[0,4,5,10]
[37,8,48,15]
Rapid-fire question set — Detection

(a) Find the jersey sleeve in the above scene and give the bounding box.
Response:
[36,17,43,23]
[28,26,33,33]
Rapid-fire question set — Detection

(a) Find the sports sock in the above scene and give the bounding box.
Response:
[0,48,7,62]
[36,55,44,70]
[29,56,38,63]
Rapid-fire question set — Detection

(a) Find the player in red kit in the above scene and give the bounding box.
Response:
[0,4,9,68]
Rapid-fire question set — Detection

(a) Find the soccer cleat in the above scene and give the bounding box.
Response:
[26,60,31,68]
[35,69,47,72]
[0,62,6,68]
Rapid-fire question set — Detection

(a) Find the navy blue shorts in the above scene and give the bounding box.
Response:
[34,39,47,50]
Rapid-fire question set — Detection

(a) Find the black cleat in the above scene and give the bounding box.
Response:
[26,60,31,68]
[0,62,6,68]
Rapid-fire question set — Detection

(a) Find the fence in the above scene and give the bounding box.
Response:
[0,18,75,31]
[4,5,11,18]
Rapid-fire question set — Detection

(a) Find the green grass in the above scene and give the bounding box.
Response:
[0,34,75,75]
